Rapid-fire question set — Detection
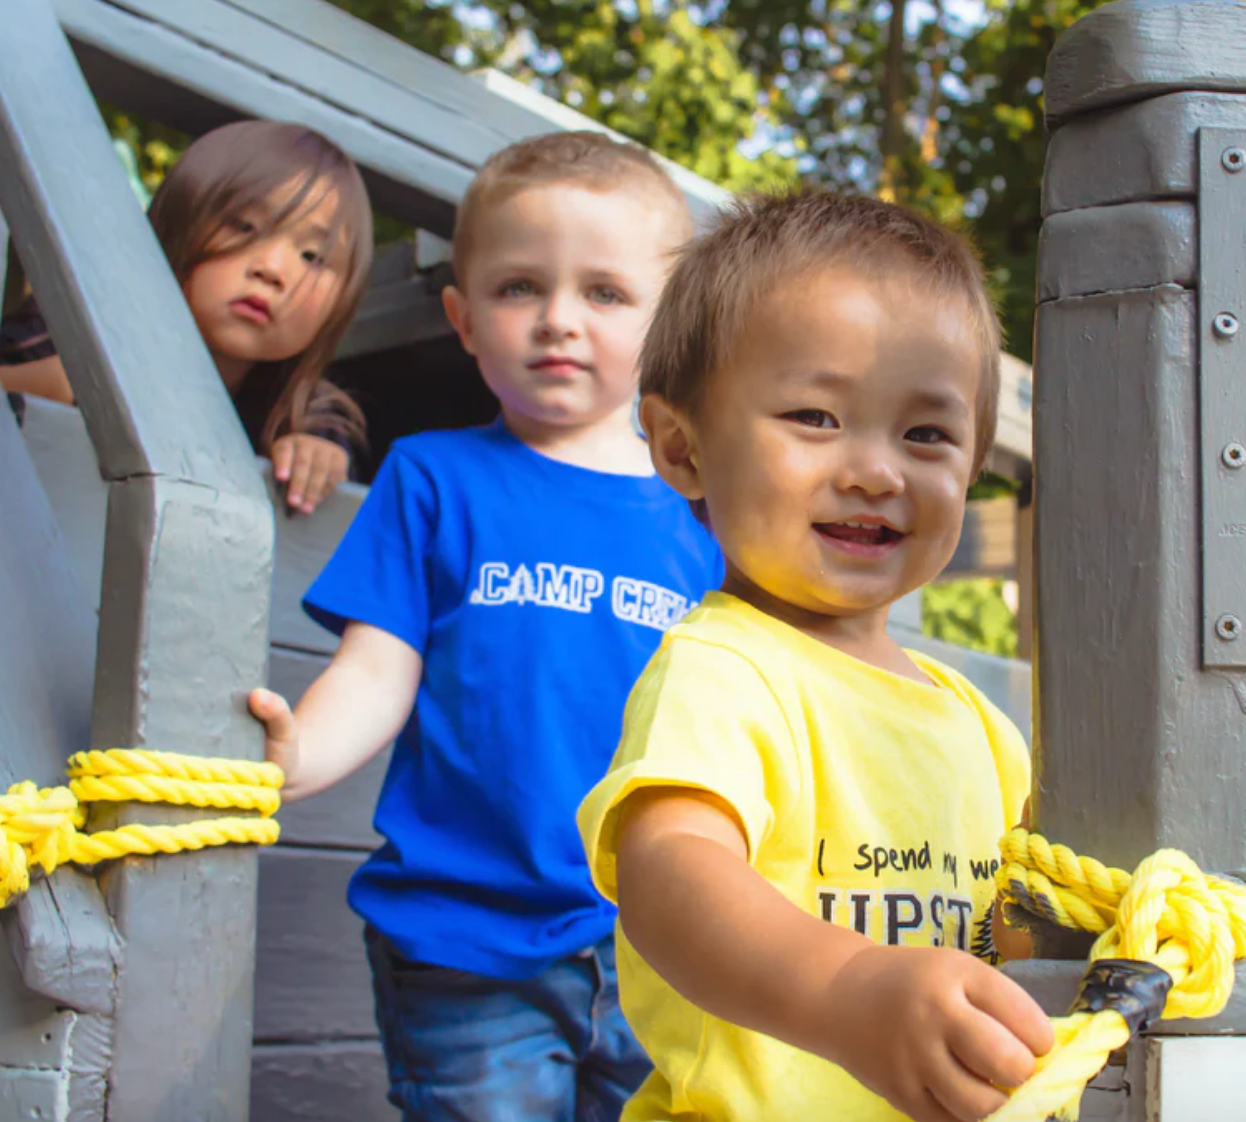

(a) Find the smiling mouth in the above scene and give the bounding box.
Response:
[814,521,905,550]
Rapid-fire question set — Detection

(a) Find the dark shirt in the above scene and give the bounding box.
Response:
[1,297,358,468]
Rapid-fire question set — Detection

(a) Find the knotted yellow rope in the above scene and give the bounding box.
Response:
[0,749,283,908]
[988,829,1246,1121]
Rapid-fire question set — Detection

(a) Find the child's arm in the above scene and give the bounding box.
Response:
[0,355,75,405]
[616,788,1053,1122]
[249,621,421,801]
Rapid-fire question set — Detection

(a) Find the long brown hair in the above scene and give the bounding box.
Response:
[147,119,372,454]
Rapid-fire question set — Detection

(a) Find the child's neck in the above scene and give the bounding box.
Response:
[214,352,254,395]
[502,403,653,477]
[721,571,929,684]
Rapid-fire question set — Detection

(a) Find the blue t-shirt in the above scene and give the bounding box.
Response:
[303,419,723,979]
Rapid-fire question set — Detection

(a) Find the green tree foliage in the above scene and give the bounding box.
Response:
[922,578,1018,658]
[332,0,800,191]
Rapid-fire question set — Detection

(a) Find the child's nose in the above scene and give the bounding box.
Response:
[834,442,905,496]
[248,238,294,288]
[536,292,580,339]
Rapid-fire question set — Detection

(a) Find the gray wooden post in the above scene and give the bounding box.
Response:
[1003,1,1246,1116]
[0,1,273,1119]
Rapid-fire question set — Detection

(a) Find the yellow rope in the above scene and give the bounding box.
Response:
[989,829,1246,1121]
[0,750,282,909]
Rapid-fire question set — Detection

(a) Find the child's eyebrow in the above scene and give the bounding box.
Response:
[799,370,970,416]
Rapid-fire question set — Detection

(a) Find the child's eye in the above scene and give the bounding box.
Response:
[588,286,625,306]
[301,248,327,267]
[784,409,838,430]
[498,279,535,298]
[226,216,257,236]
[906,425,952,445]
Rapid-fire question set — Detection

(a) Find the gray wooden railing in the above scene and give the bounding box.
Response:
[1005,0,1246,1115]
[0,0,274,1118]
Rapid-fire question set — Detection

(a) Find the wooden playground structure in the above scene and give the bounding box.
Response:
[0,0,1241,1118]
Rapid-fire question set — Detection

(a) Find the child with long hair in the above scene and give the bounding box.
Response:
[1,119,373,513]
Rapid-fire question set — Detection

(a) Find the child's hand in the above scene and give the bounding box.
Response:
[271,434,349,515]
[824,945,1053,1122]
[248,688,299,779]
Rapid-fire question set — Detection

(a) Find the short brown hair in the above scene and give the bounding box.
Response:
[452,131,692,280]
[641,188,1002,476]
[149,120,372,455]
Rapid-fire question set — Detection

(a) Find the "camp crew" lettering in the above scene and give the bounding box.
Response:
[468,561,694,629]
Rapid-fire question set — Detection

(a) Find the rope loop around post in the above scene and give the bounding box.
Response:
[989,829,1246,1121]
[0,749,283,909]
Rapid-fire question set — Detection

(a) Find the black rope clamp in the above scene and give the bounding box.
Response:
[1067,959,1174,1035]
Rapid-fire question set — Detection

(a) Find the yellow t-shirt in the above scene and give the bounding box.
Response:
[578,591,1030,1122]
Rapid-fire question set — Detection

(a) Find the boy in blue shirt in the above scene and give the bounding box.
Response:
[249,131,722,1122]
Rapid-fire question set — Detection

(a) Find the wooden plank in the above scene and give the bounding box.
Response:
[0,0,262,492]
[995,353,1032,467]
[18,397,107,614]
[254,848,375,1043]
[103,0,504,169]
[1033,288,1246,878]
[336,275,453,361]
[251,1041,394,1122]
[56,0,466,234]
[0,397,118,1019]
[268,647,387,850]
[1044,0,1246,127]
[270,476,364,655]
[1044,92,1246,216]
[1037,201,1195,302]
[221,0,544,148]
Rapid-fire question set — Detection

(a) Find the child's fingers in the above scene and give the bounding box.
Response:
[248,688,295,739]
[285,440,315,510]
[945,1005,1037,1092]
[271,437,295,484]
[966,968,1055,1058]
[925,1055,1009,1122]
[300,454,334,514]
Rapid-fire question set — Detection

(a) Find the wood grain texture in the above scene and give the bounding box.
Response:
[1037,202,1195,302]
[269,477,363,655]
[1034,287,1246,881]
[1,0,263,491]
[1044,92,1246,215]
[254,847,375,1043]
[56,0,466,234]
[251,1041,395,1121]
[1045,0,1246,127]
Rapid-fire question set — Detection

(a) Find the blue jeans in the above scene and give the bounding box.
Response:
[366,925,651,1122]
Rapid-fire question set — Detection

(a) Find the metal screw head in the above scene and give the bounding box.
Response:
[1224,148,1246,173]
[1216,614,1243,641]
[1214,313,1240,339]
[1224,442,1246,469]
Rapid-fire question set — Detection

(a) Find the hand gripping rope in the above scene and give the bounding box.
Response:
[0,749,283,908]
[986,828,1246,1122]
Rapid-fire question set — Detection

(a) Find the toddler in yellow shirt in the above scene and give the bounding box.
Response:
[578,189,1053,1122]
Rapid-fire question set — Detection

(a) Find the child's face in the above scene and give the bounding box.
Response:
[183,183,346,383]
[674,268,982,627]
[444,183,680,434]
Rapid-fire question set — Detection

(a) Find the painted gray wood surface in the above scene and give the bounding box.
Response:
[254,848,374,1042]
[268,648,388,850]
[1,0,260,490]
[2,3,275,1117]
[1044,0,1246,127]
[251,1041,394,1121]
[0,400,112,1121]
[56,0,467,235]
[1037,201,1195,302]
[1044,93,1246,215]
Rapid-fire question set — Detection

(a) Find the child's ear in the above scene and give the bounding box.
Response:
[639,394,704,501]
[441,286,476,356]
